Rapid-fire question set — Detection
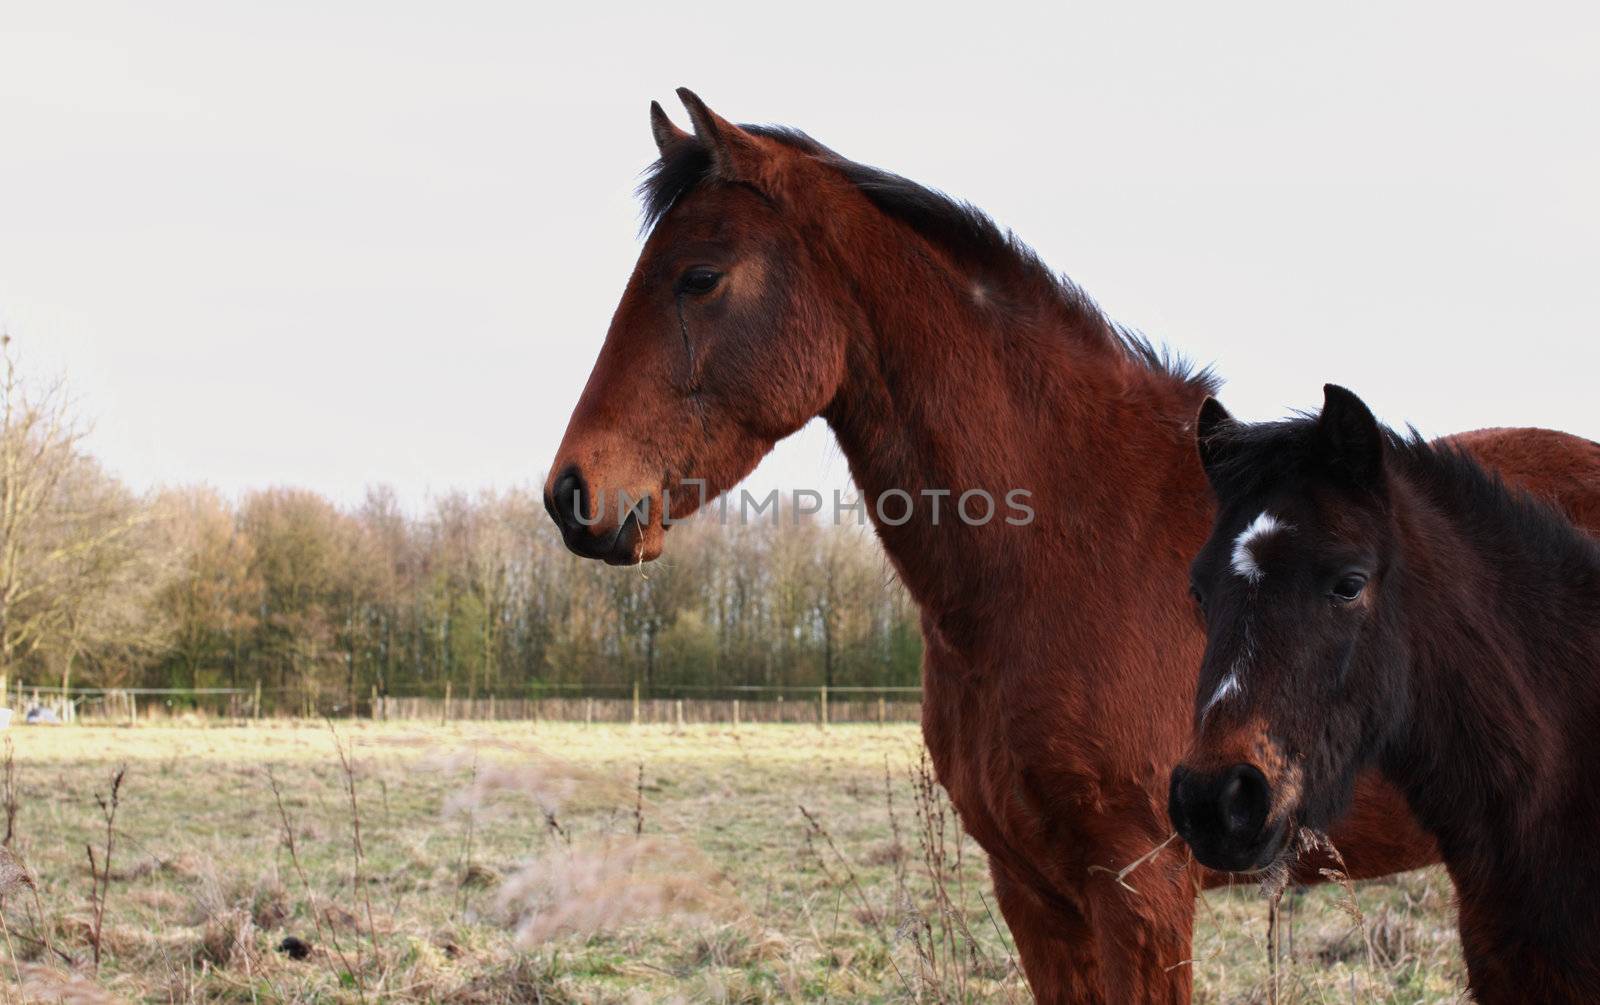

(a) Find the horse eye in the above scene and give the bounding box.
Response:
[1331,574,1368,603]
[677,268,722,295]
[1188,584,1205,610]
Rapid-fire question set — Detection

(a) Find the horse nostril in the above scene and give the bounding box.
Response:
[1169,761,1276,870]
[1221,775,1242,809]
[1218,764,1270,841]
[546,466,588,533]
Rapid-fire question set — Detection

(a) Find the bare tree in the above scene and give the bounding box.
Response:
[155,488,260,689]
[0,337,148,689]
[46,455,173,695]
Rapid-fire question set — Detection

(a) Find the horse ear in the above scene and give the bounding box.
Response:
[650,100,692,157]
[676,87,766,180]
[1317,384,1386,488]
[1194,397,1235,479]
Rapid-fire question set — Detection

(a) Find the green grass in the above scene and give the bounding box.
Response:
[0,722,1464,1002]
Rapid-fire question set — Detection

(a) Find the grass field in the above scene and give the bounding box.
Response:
[0,721,1465,1003]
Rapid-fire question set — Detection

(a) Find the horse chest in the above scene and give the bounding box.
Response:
[920,647,1145,888]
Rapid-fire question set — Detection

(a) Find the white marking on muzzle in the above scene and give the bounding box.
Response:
[1201,672,1241,717]
[1201,624,1253,722]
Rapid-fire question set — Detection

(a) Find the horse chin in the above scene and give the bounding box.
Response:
[631,516,666,564]
[599,502,675,565]
[594,508,643,566]
[1249,815,1297,873]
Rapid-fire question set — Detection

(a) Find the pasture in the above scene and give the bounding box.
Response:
[0,721,1463,1003]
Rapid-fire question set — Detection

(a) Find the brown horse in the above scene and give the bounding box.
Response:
[543,90,1600,1001]
[1172,386,1600,1002]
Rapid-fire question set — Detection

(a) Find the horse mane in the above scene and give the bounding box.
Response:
[1206,415,1600,571]
[1389,433,1600,570]
[638,126,1218,395]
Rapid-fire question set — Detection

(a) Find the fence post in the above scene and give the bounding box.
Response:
[584,697,593,726]
[819,685,828,729]
[489,694,496,721]
[732,698,740,730]
[443,681,452,725]
[632,681,641,727]
[878,696,886,725]
[674,698,684,729]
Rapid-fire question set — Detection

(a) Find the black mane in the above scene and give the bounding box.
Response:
[638,127,1217,394]
[1391,433,1600,570]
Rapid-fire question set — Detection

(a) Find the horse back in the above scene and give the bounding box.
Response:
[1449,426,1600,533]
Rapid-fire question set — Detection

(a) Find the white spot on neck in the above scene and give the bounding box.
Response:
[1231,511,1286,583]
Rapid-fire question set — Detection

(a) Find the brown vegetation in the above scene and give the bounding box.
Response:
[0,721,1471,1002]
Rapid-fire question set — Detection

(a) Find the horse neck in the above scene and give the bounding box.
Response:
[819,223,1213,652]
[1385,469,1600,856]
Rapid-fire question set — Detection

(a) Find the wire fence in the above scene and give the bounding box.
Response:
[0,678,923,727]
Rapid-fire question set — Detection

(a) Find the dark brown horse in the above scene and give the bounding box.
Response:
[1171,385,1600,1002]
[543,91,1600,1001]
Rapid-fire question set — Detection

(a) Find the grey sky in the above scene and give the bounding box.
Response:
[4,2,1596,509]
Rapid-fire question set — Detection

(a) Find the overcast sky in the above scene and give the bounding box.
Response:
[3,2,1596,510]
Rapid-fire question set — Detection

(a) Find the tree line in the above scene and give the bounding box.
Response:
[1,339,921,711]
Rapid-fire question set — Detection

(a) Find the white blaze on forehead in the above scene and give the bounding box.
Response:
[1230,511,1287,583]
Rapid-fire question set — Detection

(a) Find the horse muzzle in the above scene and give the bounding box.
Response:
[543,464,654,565]
[1168,762,1291,873]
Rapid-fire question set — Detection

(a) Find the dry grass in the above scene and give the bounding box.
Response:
[0,721,1464,1002]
